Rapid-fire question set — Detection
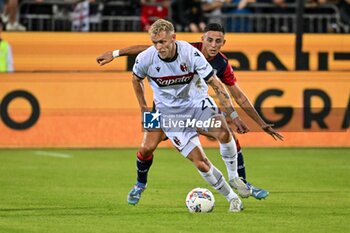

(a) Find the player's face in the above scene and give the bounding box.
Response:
[151,30,176,59]
[201,31,226,58]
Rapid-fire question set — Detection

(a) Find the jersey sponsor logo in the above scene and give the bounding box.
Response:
[151,73,194,87]
[194,51,200,57]
[180,63,188,72]
[156,66,161,72]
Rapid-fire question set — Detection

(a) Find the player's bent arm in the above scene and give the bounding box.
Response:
[207,75,235,114]
[96,45,149,66]
[228,84,284,140]
[117,45,149,57]
[228,84,268,127]
[132,74,148,112]
[207,75,249,133]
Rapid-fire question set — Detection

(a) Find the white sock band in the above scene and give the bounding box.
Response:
[199,165,237,202]
[220,138,238,181]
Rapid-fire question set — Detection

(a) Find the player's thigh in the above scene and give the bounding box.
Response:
[199,115,232,142]
[193,97,231,141]
[165,128,197,153]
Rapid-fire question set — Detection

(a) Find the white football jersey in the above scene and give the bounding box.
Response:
[133,40,214,108]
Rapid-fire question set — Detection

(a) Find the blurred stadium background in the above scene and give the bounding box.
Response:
[0,0,349,232]
[1,0,349,148]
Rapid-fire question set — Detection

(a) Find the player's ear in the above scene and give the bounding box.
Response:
[172,33,176,41]
[223,39,226,45]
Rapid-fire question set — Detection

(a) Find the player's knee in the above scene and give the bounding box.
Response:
[142,138,159,152]
[195,162,209,172]
[139,144,156,159]
[194,158,210,172]
[216,128,231,143]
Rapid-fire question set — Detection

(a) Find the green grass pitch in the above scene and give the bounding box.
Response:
[0,148,349,233]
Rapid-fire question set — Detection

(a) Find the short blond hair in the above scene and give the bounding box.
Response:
[148,19,175,35]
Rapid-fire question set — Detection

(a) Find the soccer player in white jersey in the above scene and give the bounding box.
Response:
[97,23,284,202]
[128,19,250,212]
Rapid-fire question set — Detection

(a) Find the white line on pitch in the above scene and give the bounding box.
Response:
[34,151,73,158]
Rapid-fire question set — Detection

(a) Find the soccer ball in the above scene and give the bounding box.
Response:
[185,188,215,213]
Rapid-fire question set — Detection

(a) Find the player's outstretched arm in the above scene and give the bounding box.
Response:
[207,75,249,134]
[132,74,148,113]
[96,45,149,66]
[228,83,284,141]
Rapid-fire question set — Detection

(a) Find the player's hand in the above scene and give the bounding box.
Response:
[96,51,114,66]
[262,124,284,141]
[232,117,250,134]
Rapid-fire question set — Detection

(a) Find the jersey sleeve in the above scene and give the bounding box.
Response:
[192,47,214,81]
[132,52,148,80]
[220,63,237,86]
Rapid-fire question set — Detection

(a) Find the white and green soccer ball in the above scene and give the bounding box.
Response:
[185,188,215,213]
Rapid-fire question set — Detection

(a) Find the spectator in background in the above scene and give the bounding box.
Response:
[34,0,97,31]
[201,0,230,25]
[140,0,170,31]
[0,18,14,72]
[306,0,338,7]
[171,0,206,32]
[261,0,294,32]
[224,0,256,32]
[102,0,139,17]
[72,0,90,31]
[339,0,350,26]
[1,0,26,31]
[305,0,340,32]
[0,0,4,12]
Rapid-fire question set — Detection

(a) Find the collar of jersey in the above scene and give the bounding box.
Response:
[158,42,178,63]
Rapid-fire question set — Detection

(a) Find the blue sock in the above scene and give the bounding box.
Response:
[136,152,153,184]
[237,151,246,181]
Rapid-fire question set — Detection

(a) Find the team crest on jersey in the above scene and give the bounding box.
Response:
[180,63,188,72]
[173,136,181,146]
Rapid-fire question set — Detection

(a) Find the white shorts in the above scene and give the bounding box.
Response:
[158,96,223,156]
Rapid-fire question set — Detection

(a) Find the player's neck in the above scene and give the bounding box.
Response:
[170,42,177,59]
[160,43,178,62]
